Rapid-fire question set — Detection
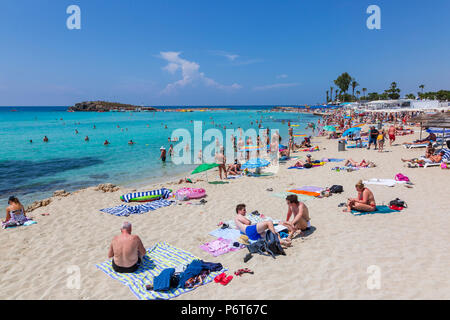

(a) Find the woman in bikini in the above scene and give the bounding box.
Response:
[3,196,29,228]
[344,180,376,212]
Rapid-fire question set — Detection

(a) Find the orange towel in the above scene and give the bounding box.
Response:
[287,190,320,197]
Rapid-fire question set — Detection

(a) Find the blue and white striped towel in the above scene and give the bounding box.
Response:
[100,199,174,217]
[440,148,450,161]
[121,188,172,203]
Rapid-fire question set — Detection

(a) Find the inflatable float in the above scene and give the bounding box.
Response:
[120,188,172,203]
[300,146,319,152]
[175,187,206,200]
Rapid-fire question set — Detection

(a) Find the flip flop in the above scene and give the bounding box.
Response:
[244,253,253,263]
[220,275,233,285]
[214,272,226,283]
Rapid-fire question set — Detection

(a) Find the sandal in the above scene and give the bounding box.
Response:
[220,275,233,285]
[214,272,226,283]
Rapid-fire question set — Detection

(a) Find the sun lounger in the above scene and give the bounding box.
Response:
[96,242,227,300]
[403,143,428,149]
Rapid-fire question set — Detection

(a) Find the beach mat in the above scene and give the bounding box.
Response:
[208,181,230,184]
[223,213,279,230]
[200,237,244,257]
[100,200,174,216]
[324,158,345,162]
[351,205,400,216]
[95,242,226,300]
[271,192,314,202]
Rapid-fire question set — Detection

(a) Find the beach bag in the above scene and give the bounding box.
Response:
[264,230,286,258]
[304,163,313,168]
[389,198,407,208]
[329,185,344,193]
[395,173,410,182]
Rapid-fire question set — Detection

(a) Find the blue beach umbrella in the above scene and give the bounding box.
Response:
[342,127,362,137]
[241,158,270,169]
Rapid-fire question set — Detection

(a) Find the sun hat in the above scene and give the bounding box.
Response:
[307,154,311,157]
[160,146,165,150]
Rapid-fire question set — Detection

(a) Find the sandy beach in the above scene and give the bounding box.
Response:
[1,125,449,300]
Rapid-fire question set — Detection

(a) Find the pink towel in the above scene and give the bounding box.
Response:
[200,238,243,257]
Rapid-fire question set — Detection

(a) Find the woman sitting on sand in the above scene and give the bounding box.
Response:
[3,196,29,228]
[343,181,376,213]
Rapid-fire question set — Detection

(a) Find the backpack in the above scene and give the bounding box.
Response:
[329,185,344,193]
[245,230,285,259]
[389,198,407,208]
[264,230,286,258]
[304,163,313,168]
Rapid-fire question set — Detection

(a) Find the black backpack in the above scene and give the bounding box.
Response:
[265,230,286,258]
[389,198,407,208]
[329,185,344,193]
[245,230,285,259]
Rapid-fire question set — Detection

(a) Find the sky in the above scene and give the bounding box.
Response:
[0,0,449,106]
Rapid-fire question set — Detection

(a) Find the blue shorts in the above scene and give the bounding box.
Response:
[369,137,377,145]
[245,225,262,241]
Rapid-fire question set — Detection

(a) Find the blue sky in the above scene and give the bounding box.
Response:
[0,0,449,106]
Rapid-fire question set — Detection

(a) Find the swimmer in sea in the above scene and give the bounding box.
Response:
[128,140,134,145]
[43,136,49,142]
[104,140,110,145]
[85,136,89,141]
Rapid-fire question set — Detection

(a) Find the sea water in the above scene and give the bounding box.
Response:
[0,106,318,209]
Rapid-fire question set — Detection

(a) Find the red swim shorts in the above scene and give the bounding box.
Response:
[389,134,395,141]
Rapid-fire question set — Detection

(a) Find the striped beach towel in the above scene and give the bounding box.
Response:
[100,199,174,217]
[440,148,450,161]
[121,188,172,203]
[95,242,227,300]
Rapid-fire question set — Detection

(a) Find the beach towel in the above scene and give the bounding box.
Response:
[95,242,227,300]
[100,200,174,217]
[324,158,345,162]
[208,227,242,241]
[363,179,407,187]
[200,237,244,257]
[350,205,400,216]
[271,192,314,202]
[294,186,324,193]
[287,190,320,197]
[346,143,368,148]
[332,166,360,171]
[208,181,230,184]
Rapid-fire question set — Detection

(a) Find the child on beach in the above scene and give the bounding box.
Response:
[377,130,385,152]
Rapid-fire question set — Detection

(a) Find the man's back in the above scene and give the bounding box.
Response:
[111,234,141,268]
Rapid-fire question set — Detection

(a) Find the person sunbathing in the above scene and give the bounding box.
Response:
[108,222,146,273]
[227,160,242,175]
[343,180,376,213]
[282,194,311,240]
[293,154,313,167]
[234,204,288,244]
[401,151,444,165]
[425,142,435,158]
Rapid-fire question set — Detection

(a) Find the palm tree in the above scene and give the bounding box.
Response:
[356,90,360,101]
[351,79,359,99]
[362,88,367,100]
[419,84,425,93]
[330,87,334,102]
[326,90,329,103]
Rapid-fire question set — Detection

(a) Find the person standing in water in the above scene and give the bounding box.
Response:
[43,136,49,142]
[160,146,167,162]
[85,136,89,142]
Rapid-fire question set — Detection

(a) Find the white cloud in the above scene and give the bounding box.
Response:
[253,83,300,91]
[159,51,241,94]
[276,74,288,79]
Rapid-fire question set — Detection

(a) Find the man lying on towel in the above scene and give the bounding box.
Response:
[234,204,290,246]
[108,222,146,273]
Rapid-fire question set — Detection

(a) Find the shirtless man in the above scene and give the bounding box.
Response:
[108,222,146,273]
[344,180,376,212]
[388,125,396,146]
[215,147,227,179]
[282,195,311,240]
[160,146,167,162]
[234,204,282,242]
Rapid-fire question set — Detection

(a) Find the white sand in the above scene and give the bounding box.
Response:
[1,127,449,300]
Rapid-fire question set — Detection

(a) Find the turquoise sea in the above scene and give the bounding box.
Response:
[0,106,319,209]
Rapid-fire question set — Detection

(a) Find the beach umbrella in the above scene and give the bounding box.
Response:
[342,127,362,137]
[241,158,270,169]
[191,163,219,174]
[323,125,336,132]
